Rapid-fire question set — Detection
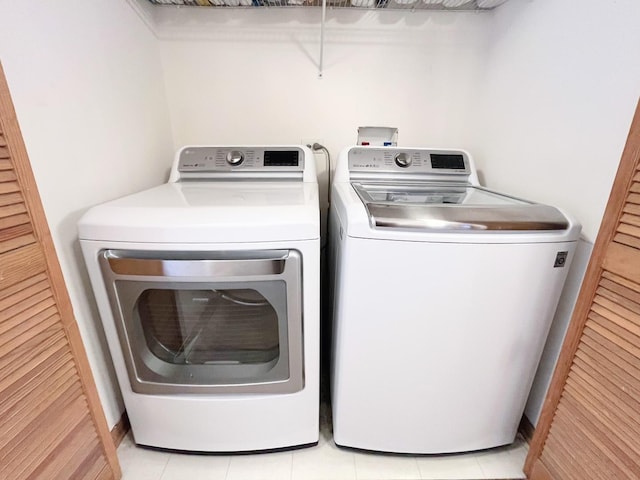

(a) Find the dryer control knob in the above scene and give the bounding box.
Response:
[226,150,244,166]
[395,152,412,168]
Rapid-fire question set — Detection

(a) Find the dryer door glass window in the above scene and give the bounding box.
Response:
[138,288,279,367]
[99,250,304,395]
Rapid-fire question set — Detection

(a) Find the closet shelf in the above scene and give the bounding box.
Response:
[147,0,509,78]
[147,0,508,11]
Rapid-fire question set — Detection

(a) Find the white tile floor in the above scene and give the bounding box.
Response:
[117,403,528,480]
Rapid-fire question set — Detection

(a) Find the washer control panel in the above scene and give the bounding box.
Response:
[348,147,470,176]
[178,146,305,173]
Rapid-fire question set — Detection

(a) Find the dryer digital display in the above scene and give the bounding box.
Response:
[264,150,299,167]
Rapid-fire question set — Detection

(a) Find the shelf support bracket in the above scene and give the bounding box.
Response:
[319,0,326,78]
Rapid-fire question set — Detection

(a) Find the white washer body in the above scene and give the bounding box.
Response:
[329,146,581,454]
[79,146,320,452]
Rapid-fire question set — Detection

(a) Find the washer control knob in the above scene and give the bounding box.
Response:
[226,150,244,166]
[394,152,412,168]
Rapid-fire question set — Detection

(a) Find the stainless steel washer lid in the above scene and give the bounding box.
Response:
[352,182,570,231]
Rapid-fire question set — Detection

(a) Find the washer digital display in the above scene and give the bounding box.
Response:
[430,154,465,170]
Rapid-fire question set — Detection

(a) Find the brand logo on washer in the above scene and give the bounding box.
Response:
[554,251,568,268]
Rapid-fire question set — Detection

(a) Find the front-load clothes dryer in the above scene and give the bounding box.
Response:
[79,145,319,452]
[329,146,581,454]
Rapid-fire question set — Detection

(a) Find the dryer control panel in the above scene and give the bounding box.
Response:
[348,148,471,176]
[177,146,305,174]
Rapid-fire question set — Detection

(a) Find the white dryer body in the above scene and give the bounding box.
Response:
[79,146,320,452]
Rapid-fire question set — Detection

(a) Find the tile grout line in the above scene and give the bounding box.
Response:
[289,450,294,480]
[223,455,232,480]
[475,455,487,479]
[157,452,172,480]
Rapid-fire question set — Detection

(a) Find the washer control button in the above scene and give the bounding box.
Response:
[226,150,244,166]
[394,152,412,168]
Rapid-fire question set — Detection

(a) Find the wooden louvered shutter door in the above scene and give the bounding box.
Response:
[524,100,640,479]
[0,64,120,479]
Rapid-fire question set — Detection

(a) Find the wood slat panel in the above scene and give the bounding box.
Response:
[564,380,640,458]
[596,286,640,317]
[0,134,6,147]
[1,379,84,457]
[599,276,640,308]
[604,243,640,284]
[542,433,586,480]
[592,297,640,335]
[0,277,48,312]
[627,192,640,205]
[0,145,9,159]
[68,440,106,480]
[624,202,640,215]
[0,159,11,170]
[617,222,640,239]
[0,191,22,207]
[0,300,57,345]
[589,312,640,358]
[614,232,640,249]
[0,310,60,358]
[576,341,640,401]
[553,399,631,479]
[0,272,47,302]
[0,180,19,194]
[542,432,592,480]
[602,270,640,293]
[1,348,74,419]
[589,309,640,349]
[583,326,640,379]
[0,370,80,449]
[0,286,53,326]
[0,243,46,291]
[530,459,558,480]
[581,330,640,384]
[602,270,640,294]
[0,232,36,255]
[0,329,67,397]
[1,393,88,479]
[566,363,640,436]
[556,398,640,478]
[631,182,640,194]
[0,212,30,229]
[570,361,640,425]
[620,213,640,228]
[0,202,26,218]
[83,458,112,480]
[545,409,613,480]
[0,169,16,183]
[32,424,100,480]
[634,172,640,182]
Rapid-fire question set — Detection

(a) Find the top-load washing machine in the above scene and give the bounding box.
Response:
[79,145,319,452]
[329,146,581,454]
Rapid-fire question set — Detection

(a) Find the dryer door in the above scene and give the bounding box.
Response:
[99,249,303,395]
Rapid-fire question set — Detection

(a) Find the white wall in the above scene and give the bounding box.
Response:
[0,0,174,427]
[472,0,640,424]
[474,0,640,242]
[154,7,491,154]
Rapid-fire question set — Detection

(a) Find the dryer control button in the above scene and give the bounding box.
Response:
[394,153,412,168]
[226,150,244,166]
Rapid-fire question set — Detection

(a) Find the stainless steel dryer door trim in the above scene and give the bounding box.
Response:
[98,249,304,395]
